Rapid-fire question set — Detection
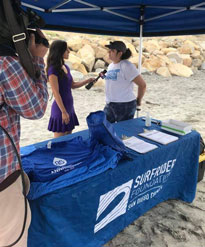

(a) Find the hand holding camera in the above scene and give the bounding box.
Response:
[27,29,49,47]
[28,29,49,58]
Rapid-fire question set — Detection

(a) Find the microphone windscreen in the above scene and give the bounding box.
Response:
[100,69,107,78]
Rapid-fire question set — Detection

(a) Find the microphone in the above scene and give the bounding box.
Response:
[85,69,107,90]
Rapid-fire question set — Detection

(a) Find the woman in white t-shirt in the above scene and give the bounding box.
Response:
[104,41,146,123]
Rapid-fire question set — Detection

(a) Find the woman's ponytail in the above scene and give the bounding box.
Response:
[121,48,132,60]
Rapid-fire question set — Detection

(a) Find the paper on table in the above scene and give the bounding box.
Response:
[123,136,158,153]
[138,130,178,145]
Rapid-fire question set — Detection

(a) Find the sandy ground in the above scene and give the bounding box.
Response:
[20,71,205,247]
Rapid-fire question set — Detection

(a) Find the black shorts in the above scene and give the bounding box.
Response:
[104,100,137,123]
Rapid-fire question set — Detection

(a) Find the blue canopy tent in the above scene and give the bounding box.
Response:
[18,2,204,246]
[22,0,205,36]
[22,0,205,72]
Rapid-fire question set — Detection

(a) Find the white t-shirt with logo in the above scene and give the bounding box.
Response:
[105,60,139,103]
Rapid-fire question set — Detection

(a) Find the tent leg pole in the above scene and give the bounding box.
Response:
[138,24,143,74]
[136,7,144,118]
[136,24,143,118]
[138,6,144,75]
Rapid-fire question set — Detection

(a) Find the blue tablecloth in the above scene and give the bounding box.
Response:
[21,118,200,247]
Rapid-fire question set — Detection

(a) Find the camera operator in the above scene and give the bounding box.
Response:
[0,3,49,246]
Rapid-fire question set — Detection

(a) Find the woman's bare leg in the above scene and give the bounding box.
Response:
[54,131,72,138]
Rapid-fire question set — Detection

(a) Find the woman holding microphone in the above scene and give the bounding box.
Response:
[47,40,94,138]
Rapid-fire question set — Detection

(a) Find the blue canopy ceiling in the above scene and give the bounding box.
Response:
[22,0,205,37]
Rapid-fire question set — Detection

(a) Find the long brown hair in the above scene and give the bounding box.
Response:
[46,40,67,78]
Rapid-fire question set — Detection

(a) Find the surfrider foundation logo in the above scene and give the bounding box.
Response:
[94,180,133,233]
[94,158,177,233]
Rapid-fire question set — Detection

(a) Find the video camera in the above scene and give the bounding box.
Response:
[20,7,49,47]
[0,0,49,78]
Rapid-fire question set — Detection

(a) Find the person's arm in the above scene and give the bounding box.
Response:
[71,78,94,89]
[48,74,69,125]
[133,75,146,106]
